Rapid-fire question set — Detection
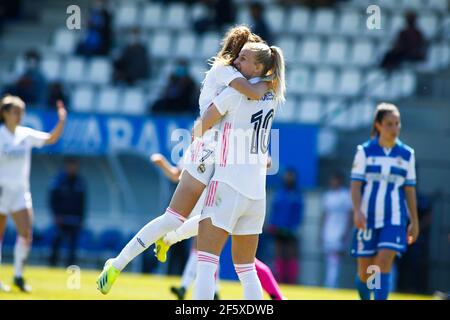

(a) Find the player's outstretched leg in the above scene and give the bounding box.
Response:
[96,206,186,294]
[97,259,121,295]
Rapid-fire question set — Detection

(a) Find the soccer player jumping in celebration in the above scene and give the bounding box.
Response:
[350,103,419,300]
[191,42,286,300]
[97,25,274,295]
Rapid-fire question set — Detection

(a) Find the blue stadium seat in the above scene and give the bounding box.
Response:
[164,3,189,30]
[115,4,138,29]
[53,28,77,55]
[87,58,112,85]
[338,68,361,97]
[324,38,348,66]
[174,32,197,60]
[312,68,336,96]
[429,0,448,11]
[276,97,297,122]
[350,40,374,67]
[71,85,95,113]
[199,32,220,60]
[62,57,86,84]
[97,86,120,114]
[287,7,310,35]
[287,66,310,95]
[418,14,439,39]
[121,88,146,115]
[312,9,336,35]
[141,3,163,30]
[41,56,62,82]
[149,31,172,59]
[275,36,298,64]
[298,97,322,124]
[299,36,323,65]
[338,10,361,36]
[264,5,285,34]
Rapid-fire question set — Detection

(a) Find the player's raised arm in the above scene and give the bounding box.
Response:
[45,100,67,145]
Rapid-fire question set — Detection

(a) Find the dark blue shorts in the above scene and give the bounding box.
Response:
[350,225,407,257]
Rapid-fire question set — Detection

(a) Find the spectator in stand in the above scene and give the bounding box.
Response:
[193,0,235,34]
[4,50,47,107]
[381,11,427,70]
[0,0,23,34]
[151,60,198,115]
[319,172,353,288]
[248,2,273,45]
[267,169,304,284]
[76,0,112,57]
[113,27,150,85]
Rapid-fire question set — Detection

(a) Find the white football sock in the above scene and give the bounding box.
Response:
[163,215,200,246]
[180,249,197,289]
[112,208,185,271]
[14,237,30,277]
[235,263,263,300]
[193,251,219,300]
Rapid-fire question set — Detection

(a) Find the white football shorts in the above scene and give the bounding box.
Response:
[200,181,266,235]
[0,184,32,215]
[182,131,218,186]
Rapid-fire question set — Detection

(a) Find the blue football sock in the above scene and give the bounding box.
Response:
[374,273,391,300]
[356,275,372,300]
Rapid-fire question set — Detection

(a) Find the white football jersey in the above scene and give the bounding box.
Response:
[0,125,50,188]
[198,64,244,117]
[210,78,279,200]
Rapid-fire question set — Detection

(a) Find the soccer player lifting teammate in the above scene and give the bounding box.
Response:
[151,152,284,300]
[97,25,280,296]
[191,42,286,300]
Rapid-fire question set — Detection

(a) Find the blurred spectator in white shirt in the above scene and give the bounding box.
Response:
[320,172,352,288]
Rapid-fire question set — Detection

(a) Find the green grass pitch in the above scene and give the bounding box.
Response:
[0,264,431,300]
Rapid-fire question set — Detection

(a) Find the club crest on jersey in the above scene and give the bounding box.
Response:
[396,157,402,166]
[197,163,206,173]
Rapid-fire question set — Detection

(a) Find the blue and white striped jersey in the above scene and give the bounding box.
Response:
[351,137,416,229]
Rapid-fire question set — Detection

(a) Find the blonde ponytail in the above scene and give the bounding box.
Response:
[242,42,286,103]
[269,46,286,104]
